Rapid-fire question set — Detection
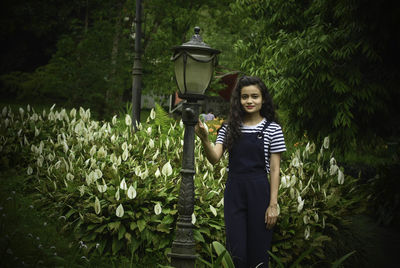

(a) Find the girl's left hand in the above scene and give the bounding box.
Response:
[265,204,279,229]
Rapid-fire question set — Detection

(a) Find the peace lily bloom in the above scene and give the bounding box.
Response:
[210,205,217,217]
[323,136,329,149]
[116,204,124,218]
[112,115,117,125]
[125,114,132,126]
[127,185,137,199]
[90,145,96,157]
[150,108,156,120]
[149,139,154,148]
[97,146,107,158]
[97,180,108,193]
[155,168,161,178]
[191,213,196,225]
[120,179,127,190]
[304,226,311,240]
[297,195,305,213]
[146,127,152,136]
[154,203,162,215]
[291,157,300,168]
[70,108,76,118]
[161,161,173,177]
[122,149,129,161]
[66,173,74,181]
[330,164,338,176]
[337,169,344,184]
[94,197,101,215]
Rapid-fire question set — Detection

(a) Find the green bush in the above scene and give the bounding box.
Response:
[0,104,363,266]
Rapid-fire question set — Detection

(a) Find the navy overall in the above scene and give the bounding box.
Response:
[224,121,272,268]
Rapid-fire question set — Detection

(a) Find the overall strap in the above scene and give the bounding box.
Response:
[257,120,272,140]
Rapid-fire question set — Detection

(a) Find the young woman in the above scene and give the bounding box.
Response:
[195,76,286,268]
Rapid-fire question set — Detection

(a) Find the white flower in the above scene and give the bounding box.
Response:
[122,142,128,151]
[191,213,196,225]
[116,204,124,218]
[122,149,129,161]
[70,108,77,118]
[19,107,24,118]
[97,147,107,158]
[330,165,338,176]
[297,196,304,213]
[291,157,300,168]
[146,127,152,135]
[112,115,117,125]
[127,185,137,199]
[125,114,132,126]
[120,179,127,190]
[94,197,101,215]
[97,181,108,193]
[314,212,319,222]
[94,169,102,180]
[66,173,74,181]
[27,166,33,175]
[304,226,310,240]
[281,175,288,188]
[150,108,156,120]
[161,161,173,177]
[149,139,155,148]
[90,145,96,157]
[337,169,344,184]
[217,197,224,207]
[115,188,120,201]
[155,168,161,178]
[154,203,162,215]
[220,168,226,178]
[323,136,329,149]
[165,138,170,149]
[209,205,217,216]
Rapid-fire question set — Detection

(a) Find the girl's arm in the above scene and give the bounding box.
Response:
[195,120,224,165]
[265,152,281,229]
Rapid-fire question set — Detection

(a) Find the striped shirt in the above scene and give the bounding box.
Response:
[216,118,286,173]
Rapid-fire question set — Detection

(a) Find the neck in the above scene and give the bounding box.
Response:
[242,113,263,126]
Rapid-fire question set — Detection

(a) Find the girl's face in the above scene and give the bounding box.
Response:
[240,85,263,115]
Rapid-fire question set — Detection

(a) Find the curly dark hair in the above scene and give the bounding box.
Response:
[224,75,278,150]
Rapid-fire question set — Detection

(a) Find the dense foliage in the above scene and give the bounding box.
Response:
[1,104,365,266]
[229,0,400,149]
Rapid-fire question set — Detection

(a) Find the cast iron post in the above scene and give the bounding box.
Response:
[169,101,200,267]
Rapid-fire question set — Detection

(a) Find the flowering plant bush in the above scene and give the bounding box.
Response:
[0,105,361,265]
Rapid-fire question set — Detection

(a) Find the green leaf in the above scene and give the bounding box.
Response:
[118,224,126,240]
[137,219,146,232]
[331,250,356,268]
[212,241,235,268]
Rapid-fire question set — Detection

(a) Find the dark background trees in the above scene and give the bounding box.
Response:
[0,0,399,151]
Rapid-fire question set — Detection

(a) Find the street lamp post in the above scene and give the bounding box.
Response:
[169,27,220,268]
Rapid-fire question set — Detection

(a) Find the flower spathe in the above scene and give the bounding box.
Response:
[127,185,136,199]
[116,204,124,218]
[161,161,173,177]
[154,203,162,215]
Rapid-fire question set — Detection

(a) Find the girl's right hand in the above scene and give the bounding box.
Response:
[195,120,208,141]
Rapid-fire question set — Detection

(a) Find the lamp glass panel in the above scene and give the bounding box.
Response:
[185,53,213,95]
[174,54,185,95]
